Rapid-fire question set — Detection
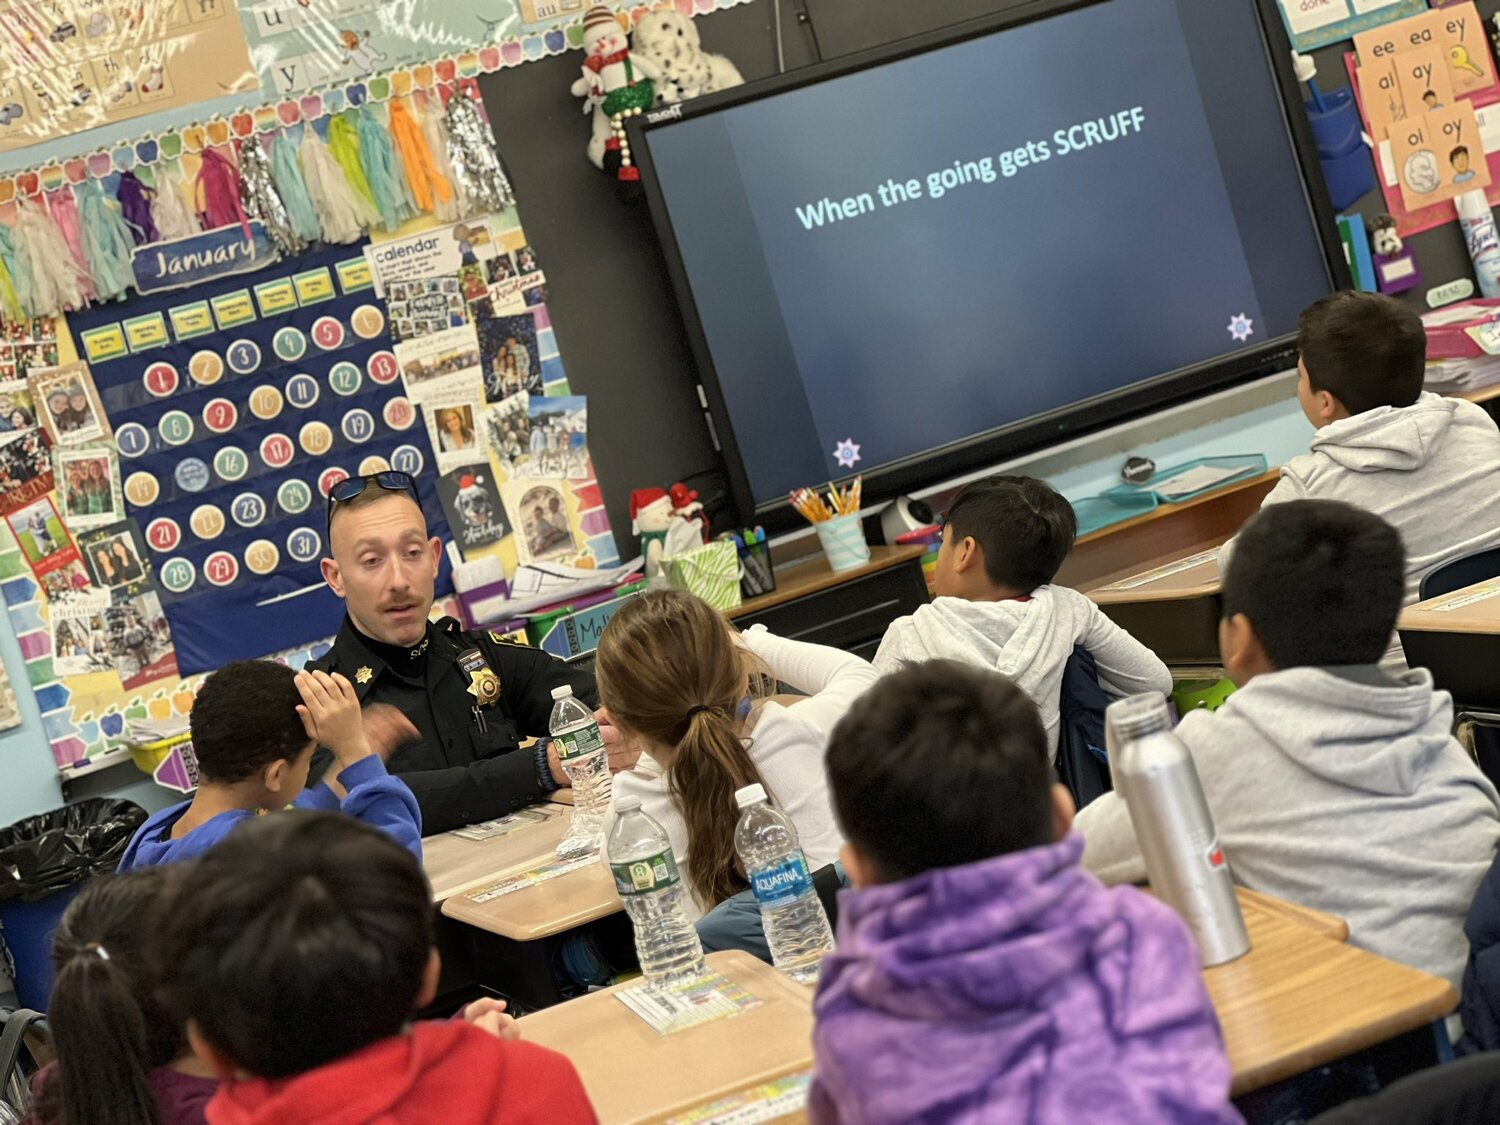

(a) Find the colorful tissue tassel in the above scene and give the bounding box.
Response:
[238,135,307,257]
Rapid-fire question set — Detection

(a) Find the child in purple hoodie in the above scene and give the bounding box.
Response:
[811,660,1239,1125]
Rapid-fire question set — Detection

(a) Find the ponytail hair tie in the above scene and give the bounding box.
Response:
[686,704,712,719]
[83,942,110,961]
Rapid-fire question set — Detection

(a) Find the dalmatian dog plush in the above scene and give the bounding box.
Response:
[630,9,744,106]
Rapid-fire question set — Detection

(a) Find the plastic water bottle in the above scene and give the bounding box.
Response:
[734,784,835,984]
[550,685,612,860]
[1106,694,1249,967]
[606,796,706,987]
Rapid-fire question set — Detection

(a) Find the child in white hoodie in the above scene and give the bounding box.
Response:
[1078,500,1500,993]
[872,475,1171,754]
[1221,291,1500,627]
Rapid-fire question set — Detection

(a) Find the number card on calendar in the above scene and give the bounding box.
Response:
[70,244,454,674]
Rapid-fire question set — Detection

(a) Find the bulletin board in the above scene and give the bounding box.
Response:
[67,242,456,675]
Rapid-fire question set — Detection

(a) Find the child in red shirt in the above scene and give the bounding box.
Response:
[156,812,595,1125]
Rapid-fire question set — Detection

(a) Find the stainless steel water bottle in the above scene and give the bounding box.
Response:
[1105,693,1249,967]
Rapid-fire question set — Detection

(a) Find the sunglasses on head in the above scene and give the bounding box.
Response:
[326,471,420,534]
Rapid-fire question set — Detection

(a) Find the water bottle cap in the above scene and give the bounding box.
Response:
[1106,692,1172,740]
[614,796,642,813]
[735,783,768,809]
[550,685,573,701]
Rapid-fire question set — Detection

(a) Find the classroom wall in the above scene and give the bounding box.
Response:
[0,0,1326,823]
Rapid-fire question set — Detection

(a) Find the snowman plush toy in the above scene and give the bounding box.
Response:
[573,5,659,190]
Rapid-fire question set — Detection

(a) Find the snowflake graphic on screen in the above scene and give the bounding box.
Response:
[833,439,861,469]
[1227,314,1254,342]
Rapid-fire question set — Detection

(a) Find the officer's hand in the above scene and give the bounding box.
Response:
[596,707,642,774]
[295,670,371,767]
[363,703,419,762]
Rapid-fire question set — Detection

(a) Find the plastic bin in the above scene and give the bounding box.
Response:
[0,799,147,1009]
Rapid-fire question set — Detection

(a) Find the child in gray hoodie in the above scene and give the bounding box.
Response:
[1221,292,1500,665]
[872,475,1170,755]
[1078,500,1500,993]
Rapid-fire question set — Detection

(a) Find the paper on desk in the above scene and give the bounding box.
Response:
[664,1070,812,1125]
[1095,547,1222,592]
[470,557,643,622]
[1431,583,1500,611]
[450,807,553,841]
[465,854,597,902]
[1152,464,1245,499]
[615,971,764,1036]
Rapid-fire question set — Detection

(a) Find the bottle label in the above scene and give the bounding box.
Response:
[611,850,681,896]
[749,852,813,908]
[555,721,604,761]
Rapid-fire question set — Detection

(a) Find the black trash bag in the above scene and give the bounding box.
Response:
[0,799,147,903]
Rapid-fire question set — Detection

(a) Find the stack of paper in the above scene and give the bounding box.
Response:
[1425,356,1500,393]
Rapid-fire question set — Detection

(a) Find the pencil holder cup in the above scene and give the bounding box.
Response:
[739,540,777,598]
[815,514,870,573]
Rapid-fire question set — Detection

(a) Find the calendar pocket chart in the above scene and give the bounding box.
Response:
[70,244,454,674]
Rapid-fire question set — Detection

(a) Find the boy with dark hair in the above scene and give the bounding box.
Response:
[810,660,1237,1125]
[156,812,595,1123]
[118,662,422,869]
[1078,500,1500,994]
[1221,291,1500,665]
[873,474,1170,752]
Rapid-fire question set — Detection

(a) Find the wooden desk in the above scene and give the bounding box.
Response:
[1211,891,1455,1096]
[441,844,620,941]
[1084,548,1225,665]
[423,804,572,904]
[1398,578,1500,707]
[729,545,929,662]
[522,951,814,1125]
[1235,888,1348,943]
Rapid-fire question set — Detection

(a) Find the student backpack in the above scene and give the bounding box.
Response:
[1057,645,1113,812]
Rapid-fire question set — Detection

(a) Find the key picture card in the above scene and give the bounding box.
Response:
[1391,102,1490,209]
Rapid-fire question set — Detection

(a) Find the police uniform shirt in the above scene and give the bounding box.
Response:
[307,615,600,834]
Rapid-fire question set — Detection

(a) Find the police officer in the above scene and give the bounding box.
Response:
[307,471,631,834]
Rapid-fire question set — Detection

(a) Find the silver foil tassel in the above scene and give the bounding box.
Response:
[444,91,515,214]
[238,136,308,257]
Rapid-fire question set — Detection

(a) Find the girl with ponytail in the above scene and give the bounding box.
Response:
[595,589,877,923]
[25,867,216,1125]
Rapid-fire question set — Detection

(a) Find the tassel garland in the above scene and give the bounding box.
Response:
[0,77,516,317]
[445,90,515,214]
[238,136,306,257]
[114,171,160,247]
[270,133,322,245]
[75,180,136,302]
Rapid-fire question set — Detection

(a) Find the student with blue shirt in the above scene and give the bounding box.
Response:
[118,661,422,870]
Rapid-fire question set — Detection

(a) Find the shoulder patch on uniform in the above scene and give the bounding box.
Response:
[489,629,529,646]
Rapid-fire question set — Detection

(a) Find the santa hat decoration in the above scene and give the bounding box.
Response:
[630,486,669,534]
[582,5,621,38]
[459,473,478,490]
[668,482,699,510]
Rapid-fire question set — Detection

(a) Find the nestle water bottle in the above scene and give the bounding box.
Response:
[734,784,835,984]
[550,685,613,860]
[606,796,706,987]
[1106,694,1249,967]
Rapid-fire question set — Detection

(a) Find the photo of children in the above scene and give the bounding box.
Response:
[38,558,96,605]
[79,522,149,592]
[515,244,541,276]
[50,594,115,676]
[30,362,110,447]
[0,427,54,511]
[487,254,516,283]
[525,395,591,480]
[105,590,178,690]
[385,279,467,342]
[508,482,578,565]
[0,317,58,383]
[475,315,541,402]
[56,447,123,531]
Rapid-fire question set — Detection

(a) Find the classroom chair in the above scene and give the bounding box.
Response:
[1456,711,1500,793]
[0,1007,49,1122]
[1057,646,1112,812]
[1419,546,1500,601]
[1307,1055,1497,1124]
